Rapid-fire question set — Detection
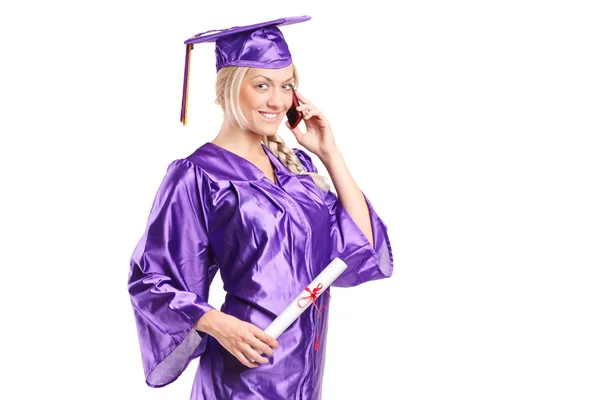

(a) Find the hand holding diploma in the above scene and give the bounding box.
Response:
[247,257,348,362]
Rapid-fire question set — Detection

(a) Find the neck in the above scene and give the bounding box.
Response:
[213,118,266,158]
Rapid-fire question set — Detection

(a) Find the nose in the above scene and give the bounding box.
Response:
[266,87,285,110]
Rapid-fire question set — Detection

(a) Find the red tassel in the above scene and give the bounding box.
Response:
[298,285,331,351]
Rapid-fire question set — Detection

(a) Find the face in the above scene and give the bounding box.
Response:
[238,65,295,136]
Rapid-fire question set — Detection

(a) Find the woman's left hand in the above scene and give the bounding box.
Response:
[286,90,339,160]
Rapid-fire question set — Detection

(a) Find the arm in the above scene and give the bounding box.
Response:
[286,91,392,287]
[128,159,216,387]
[293,148,394,287]
[319,150,374,248]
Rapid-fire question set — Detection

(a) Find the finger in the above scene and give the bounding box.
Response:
[296,105,318,117]
[243,351,258,364]
[234,349,258,368]
[304,109,322,120]
[252,327,280,349]
[241,328,273,356]
[295,104,310,112]
[249,336,275,357]
[243,343,269,364]
[296,106,320,121]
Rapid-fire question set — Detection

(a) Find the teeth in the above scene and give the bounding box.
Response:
[259,112,277,119]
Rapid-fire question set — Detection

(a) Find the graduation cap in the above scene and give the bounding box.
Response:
[180,15,311,125]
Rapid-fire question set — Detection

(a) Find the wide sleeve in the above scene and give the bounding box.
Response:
[293,148,394,287]
[127,158,218,388]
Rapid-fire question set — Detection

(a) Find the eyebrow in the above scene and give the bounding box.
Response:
[251,75,295,83]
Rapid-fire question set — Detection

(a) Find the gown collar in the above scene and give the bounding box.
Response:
[188,141,293,185]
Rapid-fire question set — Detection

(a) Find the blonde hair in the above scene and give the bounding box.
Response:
[215,64,331,192]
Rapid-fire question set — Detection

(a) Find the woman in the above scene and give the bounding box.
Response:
[128,16,394,399]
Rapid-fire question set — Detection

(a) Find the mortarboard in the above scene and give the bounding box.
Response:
[180,15,311,125]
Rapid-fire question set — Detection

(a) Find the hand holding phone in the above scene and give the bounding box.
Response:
[286,88,303,129]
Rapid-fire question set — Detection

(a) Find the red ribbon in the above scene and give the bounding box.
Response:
[297,283,331,350]
[297,283,323,308]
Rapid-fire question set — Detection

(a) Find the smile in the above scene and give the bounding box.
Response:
[259,111,279,122]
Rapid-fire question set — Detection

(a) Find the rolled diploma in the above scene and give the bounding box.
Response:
[248,257,348,361]
[265,257,348,338]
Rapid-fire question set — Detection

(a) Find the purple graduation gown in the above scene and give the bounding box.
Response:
[128,142,394,399]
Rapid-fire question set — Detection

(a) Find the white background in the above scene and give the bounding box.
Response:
[1,0,599,399]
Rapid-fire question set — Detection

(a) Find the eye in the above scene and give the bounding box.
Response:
[256,83,269,90]
[283,83,294,90]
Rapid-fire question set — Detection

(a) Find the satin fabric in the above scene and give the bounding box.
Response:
[214,26,293,71]
[183,16,311,71]
[128,142,394,399]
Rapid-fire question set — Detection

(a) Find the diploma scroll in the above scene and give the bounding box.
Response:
[247,257,348,362]
[265,257,347,339]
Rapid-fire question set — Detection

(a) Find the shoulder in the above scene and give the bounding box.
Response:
[158,158,209,194]
[292,147,319,174]
[165,158,202,179]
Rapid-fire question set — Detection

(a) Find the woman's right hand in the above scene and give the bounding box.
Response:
[194,309,280,368]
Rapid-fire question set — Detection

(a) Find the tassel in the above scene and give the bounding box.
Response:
[180,44,193,125]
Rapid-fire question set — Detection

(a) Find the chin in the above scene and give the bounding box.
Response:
[246,125,274,136]
[249,122,280,136]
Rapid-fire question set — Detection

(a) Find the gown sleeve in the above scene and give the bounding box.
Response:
[127,158,218,388]
[293,148,394,287]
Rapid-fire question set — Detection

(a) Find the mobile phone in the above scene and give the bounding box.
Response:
[286,89,303,129]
